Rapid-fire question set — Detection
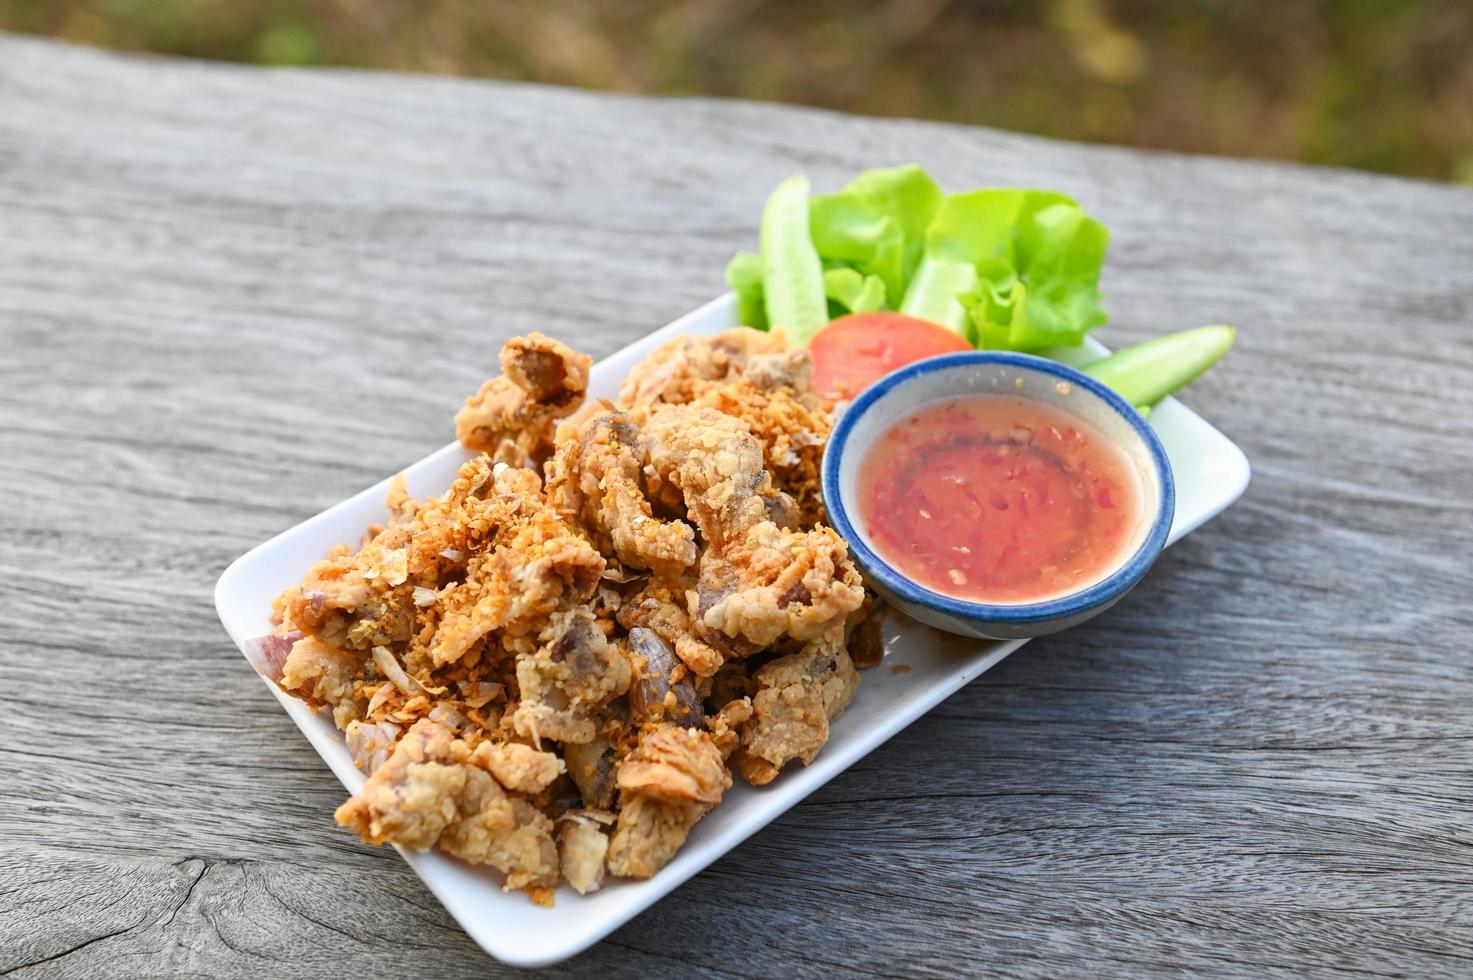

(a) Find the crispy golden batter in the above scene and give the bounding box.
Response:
[620,332,831,522]
[617,575,728,678]
[456,332,591,466]
[617,328,783,410]
[558,813,612,894]
[617,726,728,805]
[606,726,728,879]
[481,742,565,793]
[697,523,867,648]
[335,719,559,898]
[645,404,865,654]
[736,628,859,785]
[690,350,832,524]
[429,464,606,667]
[545,410,697,576]
[510,607,631,745]
[267,327,879,904]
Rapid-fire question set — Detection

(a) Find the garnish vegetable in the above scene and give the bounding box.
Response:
[758,175,828,344]
[1078,325,1236,410]
[729,165,1107,350]
[809,313,972,403]
[907,189,1109,349]
[731,165,1234,408]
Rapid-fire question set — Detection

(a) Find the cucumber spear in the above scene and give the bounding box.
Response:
[1081,325,1235,412]
[760,175,828,345]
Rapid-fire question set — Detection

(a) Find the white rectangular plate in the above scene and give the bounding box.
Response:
[216,294,1250,967]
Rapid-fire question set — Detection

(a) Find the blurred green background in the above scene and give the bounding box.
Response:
[5,0,1471,184]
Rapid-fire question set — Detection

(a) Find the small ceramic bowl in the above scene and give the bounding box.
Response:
[822,351,1175,641]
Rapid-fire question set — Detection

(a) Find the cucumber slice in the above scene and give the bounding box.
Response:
[760,175,828,345]
[899,255,978,338]
[1082,325,1235,408]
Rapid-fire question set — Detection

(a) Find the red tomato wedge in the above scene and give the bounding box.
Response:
[809,313,972,402]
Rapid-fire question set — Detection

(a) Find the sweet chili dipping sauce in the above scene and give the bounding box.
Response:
[857,394,1142,604]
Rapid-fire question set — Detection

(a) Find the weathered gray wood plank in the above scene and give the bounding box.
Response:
[2,34,1471,979]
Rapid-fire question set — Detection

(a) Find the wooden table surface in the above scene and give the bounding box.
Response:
[3,35,1472,979]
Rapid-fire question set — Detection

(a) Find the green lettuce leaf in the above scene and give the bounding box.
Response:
[808,164,942,308]
[726,166,1108,352]
[901,188,1109,349]
[823,267,887,317]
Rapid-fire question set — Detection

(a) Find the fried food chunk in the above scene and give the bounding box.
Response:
[429,465,605,666]
[336,719,558,896]
[618,575,728,678]
[605,795,696,880]
[482,742,566,794]
[644,404,865,654]
[691,350,833,524]
[276,457,557,663]
[708,697,754,760]
[643,404,768,547]
[268,327,884,902]
[616,726,728,805]
[456,332,591,465]
[440,764,560,898]
[625,627,705,729]
[736,628,860,786]
[279,636,361,727]
[619,332,832,522]
[617,328,783,410]
[510,607,632,744]
[399,454,526,577]
[335,719,466,849]
[547,410,697,576]
[558,813,612,895]
[277,541,412,654]
[697,523,867,648]
[607,726,729,879]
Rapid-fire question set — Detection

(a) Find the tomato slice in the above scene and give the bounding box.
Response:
[809,313,973,402]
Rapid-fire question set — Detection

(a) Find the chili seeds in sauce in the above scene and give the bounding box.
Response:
[857,394,1143,604]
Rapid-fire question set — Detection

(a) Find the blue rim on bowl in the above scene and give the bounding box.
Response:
[821,350,1176,628]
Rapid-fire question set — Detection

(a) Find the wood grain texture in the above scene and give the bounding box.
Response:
[2,34,1472,979]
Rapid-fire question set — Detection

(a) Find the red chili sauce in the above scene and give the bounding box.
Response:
[857,394,1142,604]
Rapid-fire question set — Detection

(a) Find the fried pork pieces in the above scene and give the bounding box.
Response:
[261,329,869,903]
